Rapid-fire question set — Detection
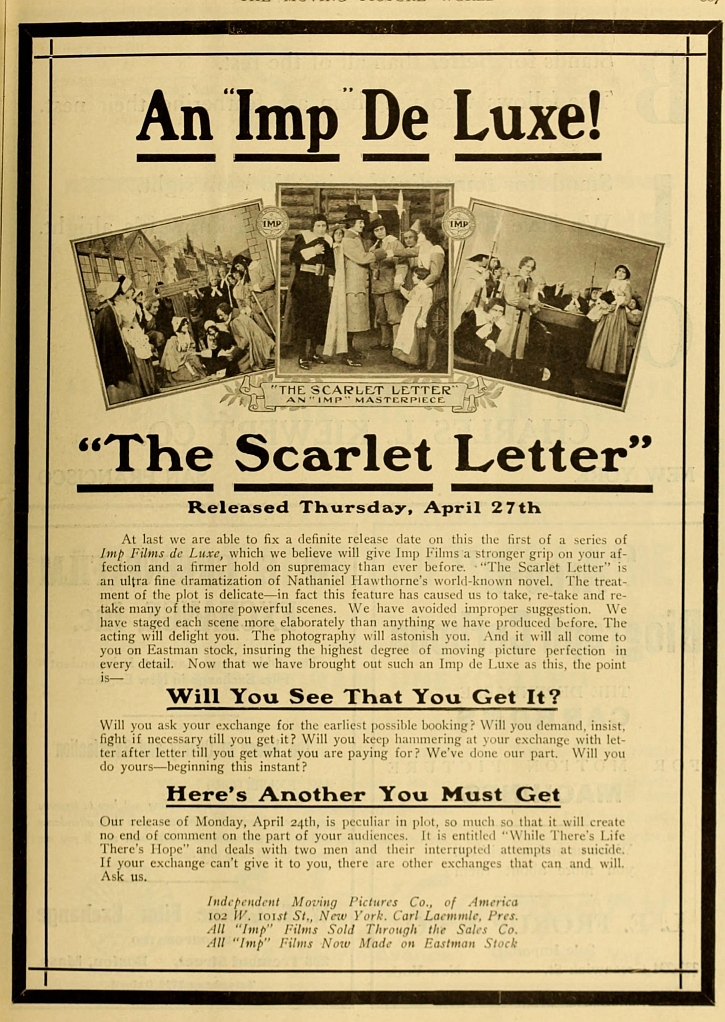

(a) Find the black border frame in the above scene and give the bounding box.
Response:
[12,17,721,1006]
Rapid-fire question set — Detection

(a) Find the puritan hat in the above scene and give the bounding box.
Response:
[467,252,490,262]
[96,280,121,302]
[344,204,367,223]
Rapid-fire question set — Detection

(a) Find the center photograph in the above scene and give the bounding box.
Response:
[278,185,452,376]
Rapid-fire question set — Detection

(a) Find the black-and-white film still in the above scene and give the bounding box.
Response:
[73,201,276,407]
[453,201,663,409]
[278,185,452,376]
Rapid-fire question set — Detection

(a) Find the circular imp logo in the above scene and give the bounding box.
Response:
[442,207,476,240]
[256,207,289,239]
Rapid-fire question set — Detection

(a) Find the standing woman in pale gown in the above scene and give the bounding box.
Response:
[411,222,447,371]
[323,226,348,359]
[107,280,158,398]
[587,264,633,375]
[392,265,433,367]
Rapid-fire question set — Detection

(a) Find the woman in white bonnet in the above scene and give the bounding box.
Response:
[93,278,157,403]
[160,316,208,387]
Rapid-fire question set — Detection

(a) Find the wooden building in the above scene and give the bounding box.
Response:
[278,186,450,290]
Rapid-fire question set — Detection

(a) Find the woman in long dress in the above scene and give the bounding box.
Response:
[107,281,158,398]
[586,264,633,375]
[392,266,433,367]
[323,226,348,358]
[400,222,448,371]
[93,280,142,404]
[416,224,447,298]
[161,316,208,387]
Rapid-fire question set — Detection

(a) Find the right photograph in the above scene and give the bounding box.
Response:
[453,200,663,409]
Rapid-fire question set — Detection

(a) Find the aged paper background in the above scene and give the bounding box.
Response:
[1,0,721,1018]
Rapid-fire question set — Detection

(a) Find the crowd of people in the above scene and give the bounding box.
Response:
[454,252,644,386]
[90,214,646,406]
[92,249,276,405]
[283,205,448,372]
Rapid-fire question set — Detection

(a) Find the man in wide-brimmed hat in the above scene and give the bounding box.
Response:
[285,213,335,370]
[340,204,386,364]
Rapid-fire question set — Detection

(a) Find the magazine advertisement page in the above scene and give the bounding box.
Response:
[3,1,720,1013]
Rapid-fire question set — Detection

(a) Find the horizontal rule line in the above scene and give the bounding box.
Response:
[167,706,558,712]
[77,484,214,493]
[234,153,340,163]
[362,153,430,162]
[234,483,433,492]
[455,152,602,162]
[27,966,695,974]
[164,804,561,811]
[33,45,708,58]
[450,484,653,493]
[136,153,216,162]
[33,53,708,62]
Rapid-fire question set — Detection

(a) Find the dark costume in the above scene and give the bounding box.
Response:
[154,296,175,339]
[94,300,157,402]
[454,308,502,365]
[94,303,135,393]
[201,282,225,322]
[286,231,335,358]
[541,283,568,309]
[186,290,205,347]
[214,331,246,377]
[562,293,588,314]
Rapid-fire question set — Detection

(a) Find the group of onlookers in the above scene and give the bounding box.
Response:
[92,249,276,404]
[283,205,448,372]
[90,222,647,405]
[454,252,644,382]
[454,254,542,373]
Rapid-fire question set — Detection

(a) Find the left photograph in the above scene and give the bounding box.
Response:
[72,200,276,408]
